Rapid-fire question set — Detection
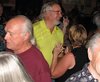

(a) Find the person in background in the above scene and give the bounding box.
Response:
[51,24,89,82]
[93,11,100,33]
[0,2,5,24]
[0,51,33,82]
[0,2,6,51]
[4,15,52,82]
[65,33,100,82]
[33,1,64,66]
[87,11,100,41]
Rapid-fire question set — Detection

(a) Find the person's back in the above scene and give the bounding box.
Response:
[0,51,34,82]
[51,24,89,82]
[18,45,52,82]
[55,46,89,82]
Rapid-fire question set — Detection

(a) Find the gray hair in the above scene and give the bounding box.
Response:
[86,33,100,54]
[39,1,59,19]
[13,15,35,44]
[0,51,33,82]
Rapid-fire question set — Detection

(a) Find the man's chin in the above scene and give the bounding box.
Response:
[55,21,61,26]
[6,45,12,50]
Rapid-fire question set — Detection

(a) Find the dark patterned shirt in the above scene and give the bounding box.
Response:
[65,64,98,82]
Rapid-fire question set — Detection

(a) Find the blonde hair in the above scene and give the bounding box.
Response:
[0,51,33,82]
[69,24,87,47]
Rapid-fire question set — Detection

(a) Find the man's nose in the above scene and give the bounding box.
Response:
[4,33,9,40]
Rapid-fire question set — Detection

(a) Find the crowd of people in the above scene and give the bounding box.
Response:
[0,1,100,82]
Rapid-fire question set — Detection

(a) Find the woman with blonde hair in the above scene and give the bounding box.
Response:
[0,51,34,82]
[51,24,89,82]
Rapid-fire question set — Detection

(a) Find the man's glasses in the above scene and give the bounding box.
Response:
[49,10,62,14]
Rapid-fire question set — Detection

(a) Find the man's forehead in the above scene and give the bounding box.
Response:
[52,4,61,9]
[5,22,22,32]
[6,19,23,28]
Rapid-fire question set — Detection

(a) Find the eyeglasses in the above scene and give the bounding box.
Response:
[49,10,62,14]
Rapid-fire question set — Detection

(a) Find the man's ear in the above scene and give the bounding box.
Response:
[24,32,30,41]
[88,48,93,61]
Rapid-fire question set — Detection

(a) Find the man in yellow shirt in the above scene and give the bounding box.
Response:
[33,1,64,66]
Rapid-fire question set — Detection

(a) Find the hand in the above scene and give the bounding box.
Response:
[53,43,64,57]
[62,17,69,34]
[63,16,69,28]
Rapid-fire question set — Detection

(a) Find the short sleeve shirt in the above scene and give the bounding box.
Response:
[33,19,63,66]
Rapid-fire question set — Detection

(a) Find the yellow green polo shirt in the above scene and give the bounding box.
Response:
[33,19,63,66]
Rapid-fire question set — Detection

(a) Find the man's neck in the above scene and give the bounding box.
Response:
[44,18,55,32]
[88,63,100,81]
[14,43,32,54]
